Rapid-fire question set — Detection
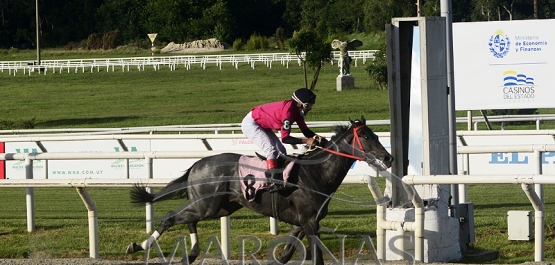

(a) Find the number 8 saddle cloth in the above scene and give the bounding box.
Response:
[238,155,295,201]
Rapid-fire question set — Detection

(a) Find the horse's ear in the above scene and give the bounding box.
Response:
[360,116,366,125]
[349,117,356,127]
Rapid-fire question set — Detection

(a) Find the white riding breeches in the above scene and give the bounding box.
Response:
[241,111,286,160]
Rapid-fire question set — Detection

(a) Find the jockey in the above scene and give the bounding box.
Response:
[241,88,318,191]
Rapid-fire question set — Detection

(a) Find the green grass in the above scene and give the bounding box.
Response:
[0,54,393,131]
[2,48,554,132]
[0,184,382,261]
[0,182,554,263]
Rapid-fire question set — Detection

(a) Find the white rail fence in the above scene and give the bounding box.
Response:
[0,50,377,76]
[403,141,555,262]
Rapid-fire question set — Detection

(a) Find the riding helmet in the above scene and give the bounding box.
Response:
[292,88,316,105]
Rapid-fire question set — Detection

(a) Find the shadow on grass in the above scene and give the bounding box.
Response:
[37,116,140,127]
[474,202,532,209]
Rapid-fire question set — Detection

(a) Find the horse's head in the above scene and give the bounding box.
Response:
[331,116,394,171]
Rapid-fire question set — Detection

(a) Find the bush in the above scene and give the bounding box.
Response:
[365,47,387,89]
[258,36,268,51]
[275,27,285,50]
[65,41,81,51]
[232,39,243,51]
[102,30,122,50]
[246,33,267,51]
[129,38,151,49]
[8,48,19,54]
[86,33,103,50]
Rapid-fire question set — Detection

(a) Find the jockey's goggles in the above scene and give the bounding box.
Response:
[301,102,314,109]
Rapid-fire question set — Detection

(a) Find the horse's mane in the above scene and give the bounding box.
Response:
[301,119,363,158]
[330,118,365,141]
[330,124,351,142]
[298,124,351,159]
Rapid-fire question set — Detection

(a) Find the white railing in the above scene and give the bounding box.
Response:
[0,50,378,76]
[400,140,555,262]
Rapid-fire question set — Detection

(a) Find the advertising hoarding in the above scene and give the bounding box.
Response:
[3,137,390,180]
[453,19,555,110]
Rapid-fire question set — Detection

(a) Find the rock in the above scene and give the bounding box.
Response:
[160,38,231,54]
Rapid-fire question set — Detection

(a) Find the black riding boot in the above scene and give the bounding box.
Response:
[266,159,285,192]
[269,170,285,192]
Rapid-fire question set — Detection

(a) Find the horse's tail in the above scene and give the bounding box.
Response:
[130,167,192,206]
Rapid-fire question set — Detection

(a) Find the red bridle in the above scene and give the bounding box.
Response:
[318,125,367,161]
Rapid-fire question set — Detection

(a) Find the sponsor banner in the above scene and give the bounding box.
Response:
[5,134,555,179]
[453,19,555,110]
[6,140,150,179]
[6,134,555,180]
[457,135,555,174]
[4,138,391,180]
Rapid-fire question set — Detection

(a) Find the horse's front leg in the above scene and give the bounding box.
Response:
[303,220,323,265]
[272,225,305,264]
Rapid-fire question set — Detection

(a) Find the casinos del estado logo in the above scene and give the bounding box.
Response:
[502,70,535,100]
[489,30,511,58]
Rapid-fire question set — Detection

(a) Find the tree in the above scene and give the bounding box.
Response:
[95,0,148,42]
[38,0,102,47]
[363,0,414,32]
[328,0,367,33]
[227,0,284,41]
[0,0,35,48]
[278,0,303,35]
[365,49,388,89]
[287,30,332,90]
[142,0,234,43]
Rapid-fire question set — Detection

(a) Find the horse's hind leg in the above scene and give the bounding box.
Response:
[186,222,201,263]
[127,195,230,256]
[126,209,182,254]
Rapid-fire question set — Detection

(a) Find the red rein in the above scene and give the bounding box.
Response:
[319,125,366,161]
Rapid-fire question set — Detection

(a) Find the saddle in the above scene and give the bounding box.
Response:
[238,155,296,201]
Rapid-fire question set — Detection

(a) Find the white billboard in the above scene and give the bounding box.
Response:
[453,19,555,110]
[3,137,390,180]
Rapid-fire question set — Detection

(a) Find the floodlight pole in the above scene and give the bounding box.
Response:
[36,0,41,65]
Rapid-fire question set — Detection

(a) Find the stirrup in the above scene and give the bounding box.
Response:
[270,185,285,193]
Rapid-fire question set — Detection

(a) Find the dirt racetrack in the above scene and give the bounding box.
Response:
[0,260,553,265]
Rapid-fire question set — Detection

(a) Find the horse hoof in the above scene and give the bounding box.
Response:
[126,242,143,254]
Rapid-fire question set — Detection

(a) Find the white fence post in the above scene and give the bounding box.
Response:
[145,156,154,233]
[76,187,99,259]
[221,216,230,260]
[25,156,35,232]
